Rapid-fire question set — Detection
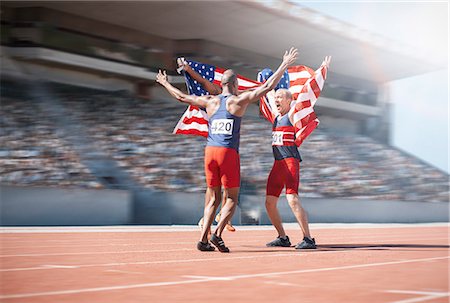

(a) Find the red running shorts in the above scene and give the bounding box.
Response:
[266,157,300,197]
[204,146,240,188]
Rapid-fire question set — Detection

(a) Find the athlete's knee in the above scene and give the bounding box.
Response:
[207,197,218,208]
[206,188,221,207]
[265,195,278,209]
[225,196,238,209]
[224,187,239,202]
[287,195,302,211]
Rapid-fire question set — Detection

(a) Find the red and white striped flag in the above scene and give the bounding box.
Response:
[173,60,259,137]
[259,59,329,146]
[173,58,328,146]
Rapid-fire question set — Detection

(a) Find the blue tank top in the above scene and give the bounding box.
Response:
[272,114,302,161]
[206,95,241,151]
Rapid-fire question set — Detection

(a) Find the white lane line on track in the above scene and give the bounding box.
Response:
[0,239,272,251]
[183,275,233,281]
[2,234,450,251]
[1,237,448,256]
[1,256,448,300]
[1,223,448,233]
[263,281,297,287]
[105,269,144,275]
[0,237,271,247]
[384,290,450,303]
[0,248,193,258]
[41,265,79,269]
[0,249,350,272]
[190,256,450,280]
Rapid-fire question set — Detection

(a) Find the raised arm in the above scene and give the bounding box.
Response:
[177,58,223,95]
[156,70,213,108]
[237,47,298,104]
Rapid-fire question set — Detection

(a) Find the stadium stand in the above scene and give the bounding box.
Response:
[1,96,102,189]
[1,80,448,202]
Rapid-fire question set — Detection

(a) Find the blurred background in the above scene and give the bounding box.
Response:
[0,0,448,226]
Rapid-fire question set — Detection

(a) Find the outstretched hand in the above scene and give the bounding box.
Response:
[282,47,299,66]
[323,56,332,69]
[156,70,168,85]
[176,57,189,74]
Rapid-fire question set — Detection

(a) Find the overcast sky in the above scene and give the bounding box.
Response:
[297,1,449,173]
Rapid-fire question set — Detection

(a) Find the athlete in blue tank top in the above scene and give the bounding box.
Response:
[156,47,299,253]
[272,113,301,161]
[207,95,242,151]
[265,88,316,250]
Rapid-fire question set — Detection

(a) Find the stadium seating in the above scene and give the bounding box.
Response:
[1,82,448,202]
[1,96,102,188]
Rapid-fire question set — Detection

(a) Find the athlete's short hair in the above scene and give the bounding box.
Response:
[276,88,292,100]
[221,69,237,85]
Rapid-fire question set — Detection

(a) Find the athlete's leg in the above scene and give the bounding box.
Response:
[198,189,212,235]
[286,193,311,239]
[265,161,286,237]
[214,147,239,236]
[216,192,236,231]
[199,186,222,243]
[265,195,287,238]
[214,187,239,238]
[201,146,221,241]
[283,158,312,239]
[215,193,227,222]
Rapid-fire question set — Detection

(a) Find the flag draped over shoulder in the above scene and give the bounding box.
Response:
[172,60,259,137]
[173,58,328,146]
[258,60,328,146]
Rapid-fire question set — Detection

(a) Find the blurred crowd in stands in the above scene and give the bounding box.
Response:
[1,82,448,202]
[1,96,101,188]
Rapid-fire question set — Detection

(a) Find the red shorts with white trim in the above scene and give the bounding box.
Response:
[266,157,300,197]
[204,146,240,188]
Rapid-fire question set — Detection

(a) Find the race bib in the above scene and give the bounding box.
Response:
[272,131,284,146]
[211,119,234,135]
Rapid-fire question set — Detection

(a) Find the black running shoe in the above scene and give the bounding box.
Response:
[295,237,316,249]
[266,236,291,247]
[210,234,230,253]
[197,241,215,252]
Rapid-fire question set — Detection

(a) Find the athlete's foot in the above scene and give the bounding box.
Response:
[215,213,235,232]
[266,236,291,247]
[295,237,316,249]
[197,241,215,252]
[210,234,230,253]
[226,222,236,232]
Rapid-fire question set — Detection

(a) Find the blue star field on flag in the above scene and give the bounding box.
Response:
[257,68,290,90]
[184,60,216,96]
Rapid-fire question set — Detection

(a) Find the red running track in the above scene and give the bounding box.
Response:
[1,223,449,303]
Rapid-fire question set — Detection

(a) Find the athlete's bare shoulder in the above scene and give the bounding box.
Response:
[208,94,222,104]
[225,94,240,102]
[205,95,222,116]
[225,94,249,117]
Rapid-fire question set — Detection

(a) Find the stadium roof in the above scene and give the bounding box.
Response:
[3,1,443,84]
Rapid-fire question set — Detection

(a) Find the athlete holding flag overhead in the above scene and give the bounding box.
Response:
[176,52,331,250]
[156,47,298,252]
[261,56,331,249]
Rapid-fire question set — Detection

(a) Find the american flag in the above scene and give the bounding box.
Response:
[173,60,259,137]
[259,60,329,146]
[173,59,328,146]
